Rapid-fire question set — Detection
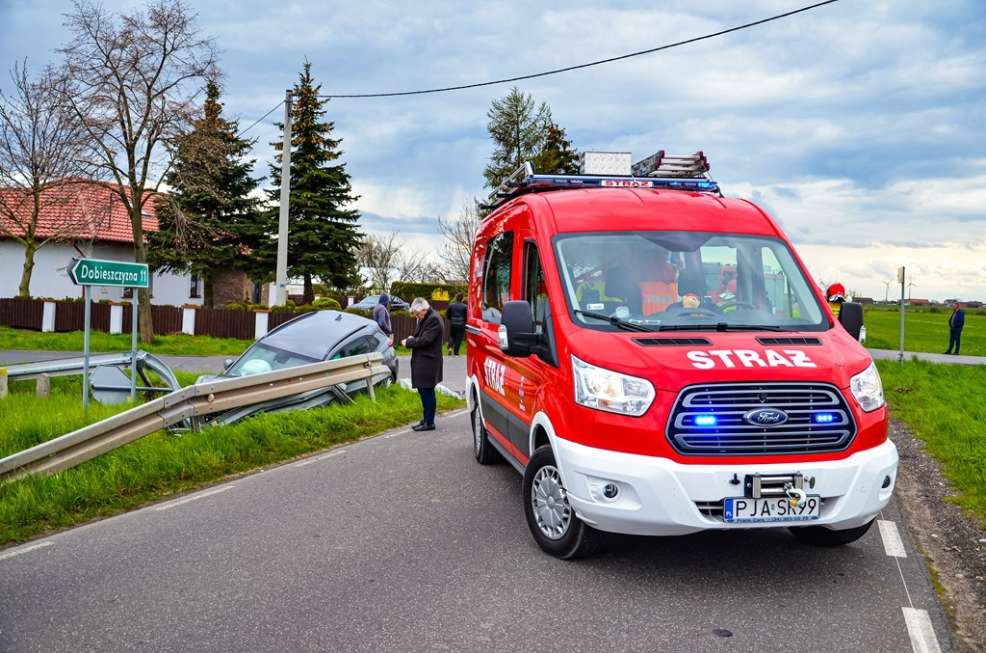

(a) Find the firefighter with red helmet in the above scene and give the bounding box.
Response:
[825,282,847,318]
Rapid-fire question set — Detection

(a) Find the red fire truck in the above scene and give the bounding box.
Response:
[465,151,894,559]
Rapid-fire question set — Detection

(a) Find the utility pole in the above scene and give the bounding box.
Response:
[897,267,906,363]
[274,89,294,306]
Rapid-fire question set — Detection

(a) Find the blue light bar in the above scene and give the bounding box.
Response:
[694,414,718,427]
[813,413,836,424]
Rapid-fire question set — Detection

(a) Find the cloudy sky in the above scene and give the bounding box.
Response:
[2,0,984,300]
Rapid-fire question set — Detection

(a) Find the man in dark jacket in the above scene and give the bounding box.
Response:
[402,297,444,431]
[446,293,467,356]
[945,302,966,355]
[373,294,393,344]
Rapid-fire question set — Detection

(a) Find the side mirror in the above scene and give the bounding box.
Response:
[838,302,864,341]
[223,358,234,370]
[498,300,539,357]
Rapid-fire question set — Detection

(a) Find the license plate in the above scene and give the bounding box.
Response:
[723,496,821,523]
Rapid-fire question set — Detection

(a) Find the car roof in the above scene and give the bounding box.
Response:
[524,188,779,237]
[261,310,375,360]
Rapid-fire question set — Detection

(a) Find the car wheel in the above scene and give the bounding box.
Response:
[790,519,874,546]
[523,446,602,560]
[471,394,502,465]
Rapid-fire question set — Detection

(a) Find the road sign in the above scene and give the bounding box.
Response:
[69,258,149,289]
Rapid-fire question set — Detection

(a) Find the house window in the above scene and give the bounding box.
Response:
[190,275,201,299]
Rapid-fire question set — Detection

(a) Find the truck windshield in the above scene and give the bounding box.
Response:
[554,231,826,332]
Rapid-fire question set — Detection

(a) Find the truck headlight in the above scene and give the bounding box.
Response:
[572,355,655,417]
[850,362,885,412]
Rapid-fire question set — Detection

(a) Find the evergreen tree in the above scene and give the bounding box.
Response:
[531,122,580,175]
[261,61,361,304]
[483,87,552,190]
[149,81,262,307]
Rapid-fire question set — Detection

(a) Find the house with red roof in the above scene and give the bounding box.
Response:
[0,179,207,305]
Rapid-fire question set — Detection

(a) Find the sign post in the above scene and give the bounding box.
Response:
[69,258,150,409]
[897,266,906,363]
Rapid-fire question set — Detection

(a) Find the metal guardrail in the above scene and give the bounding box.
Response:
[0,352,389,483]
[0,351,182,399]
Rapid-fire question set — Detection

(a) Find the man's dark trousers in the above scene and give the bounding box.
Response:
[947,328,962,355]
[449,326,465,355]
[418,387,437,426]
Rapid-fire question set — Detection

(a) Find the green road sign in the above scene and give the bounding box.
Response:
[69,258,149,288]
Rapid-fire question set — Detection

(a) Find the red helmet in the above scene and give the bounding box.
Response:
[825,282,846,303]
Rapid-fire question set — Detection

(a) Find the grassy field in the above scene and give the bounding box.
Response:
[864,306,985,357]
[0,381,463,546]
[878,360,986,526]
[0,325,249,356]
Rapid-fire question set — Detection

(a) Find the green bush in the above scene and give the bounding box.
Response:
[224,302,249,311]
[344,307,373,318]
[390,282,467,302]
[313,297,342,310]
[270,300,296,314]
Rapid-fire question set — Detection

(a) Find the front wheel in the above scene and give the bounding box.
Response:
[471,396,501,465]
[523,446,602,559]
[790,519,874,546]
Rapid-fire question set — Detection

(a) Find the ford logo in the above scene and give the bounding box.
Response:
[744,408,789,426]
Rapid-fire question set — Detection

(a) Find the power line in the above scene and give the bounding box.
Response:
[318,0,840,99]
[237,100,284,137]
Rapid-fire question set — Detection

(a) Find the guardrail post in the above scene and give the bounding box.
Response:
[42,301,56,333]
[109,303,124,334]
[365,363,376,401]
[255,310,270,339]
[0,368,7,400]
[181,306,196,336]
[36,373,50,398]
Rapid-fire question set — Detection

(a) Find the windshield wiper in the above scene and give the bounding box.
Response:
[574,310,654,333]
[658,323,790,332]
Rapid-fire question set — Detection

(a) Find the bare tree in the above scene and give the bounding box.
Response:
[59,0,217,341]
[0,60,91,296]
[394,249,437,284]
[437,203,480,283]
[358,233,400,292]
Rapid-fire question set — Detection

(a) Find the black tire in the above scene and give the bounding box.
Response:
[471,394,502,465]
[790,518,875,546]
[523,446,603,560]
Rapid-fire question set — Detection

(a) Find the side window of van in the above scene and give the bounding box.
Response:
[523,242,548,335]
[482,232,514,324]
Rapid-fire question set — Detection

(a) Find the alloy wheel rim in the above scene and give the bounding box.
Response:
[531,465,572,540]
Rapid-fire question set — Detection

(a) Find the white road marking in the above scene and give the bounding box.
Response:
[381,428,413,440]
[902,608,942,653]
[294,451,345,467]
[878,519,907,558]
[153,485,234,511]
[0,540,53,562]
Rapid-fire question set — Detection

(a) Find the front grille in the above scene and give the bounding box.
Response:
[667,382,857,456]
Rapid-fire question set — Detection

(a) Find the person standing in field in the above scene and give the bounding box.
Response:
[945,302,965,355]
[373,294,393,345]
[402,298,444,431]
[446,293,467,356]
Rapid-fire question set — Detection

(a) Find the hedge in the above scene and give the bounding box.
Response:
[390,282,467,302]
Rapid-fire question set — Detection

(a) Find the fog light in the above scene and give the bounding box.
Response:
[882,475,892,489]
[603,483,619,499]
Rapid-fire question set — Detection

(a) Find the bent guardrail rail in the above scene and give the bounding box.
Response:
[0,352,389,483]
[1,350,182,396]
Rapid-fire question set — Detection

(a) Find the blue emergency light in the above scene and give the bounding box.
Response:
[694,414,718,427]
[813,413,836,424]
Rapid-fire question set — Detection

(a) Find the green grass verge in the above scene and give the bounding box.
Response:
[0,384,463,547]
[0,325,249,357]
[878,360,986,526]
[864,308,985,357]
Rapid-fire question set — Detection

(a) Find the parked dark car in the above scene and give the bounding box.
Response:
[199,310,399,390]
[350,294,410,312]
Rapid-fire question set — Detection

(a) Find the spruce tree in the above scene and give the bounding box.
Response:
[484,87,552,190]
[531,122,580,175]
[263,61,361,304]
[150,81,262,307]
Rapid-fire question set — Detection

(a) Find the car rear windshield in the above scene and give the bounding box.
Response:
[554,231,827,332]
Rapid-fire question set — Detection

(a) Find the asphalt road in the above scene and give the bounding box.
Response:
[0,410,950,652]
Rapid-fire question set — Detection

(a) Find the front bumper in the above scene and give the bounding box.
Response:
[553,436,898,536]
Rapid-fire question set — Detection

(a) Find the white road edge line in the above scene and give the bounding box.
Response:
[878,519,908,558]
[153,485,235,511]
[294,451,345,467]
[902,607,942,653]
[0,540,53,562]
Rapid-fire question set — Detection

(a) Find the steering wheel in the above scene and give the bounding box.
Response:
[717,300,758,313]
